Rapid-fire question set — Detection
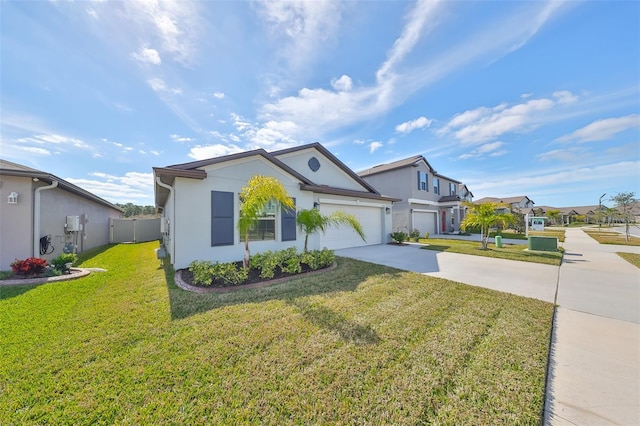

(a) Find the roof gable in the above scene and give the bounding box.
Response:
[358,155,436,178]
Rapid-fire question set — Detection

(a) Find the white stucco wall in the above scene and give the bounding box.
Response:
[275,148,366,191]
[171,157,314,270]
[0,176,33,270]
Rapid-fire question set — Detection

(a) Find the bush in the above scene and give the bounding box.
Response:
[409,229,420,242]
[251,250,279,279]
[424,231,430,239]
[390,231,408,244]
[188,260,216,286]
[211,262,247,286]
[282,256,302,274]
[301,248,335,270]
[10,257,48,276]
[51,253,78,272]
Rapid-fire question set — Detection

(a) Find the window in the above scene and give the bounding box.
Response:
[433,178,440,195]
[240,198,276,241]
[211,191,234,246]
[417,171,428,191]
[450,183,457,196]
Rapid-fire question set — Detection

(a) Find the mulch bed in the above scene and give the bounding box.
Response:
[175,262,337,294]
[0,268,91,286]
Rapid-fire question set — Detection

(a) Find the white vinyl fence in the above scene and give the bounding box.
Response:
[109,218,161,243]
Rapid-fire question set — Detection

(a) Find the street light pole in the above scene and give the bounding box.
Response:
[599,193,606,230]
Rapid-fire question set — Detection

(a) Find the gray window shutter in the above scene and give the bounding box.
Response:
[281,198,296,242]
[211,191,234,246]
[417,170,421,190]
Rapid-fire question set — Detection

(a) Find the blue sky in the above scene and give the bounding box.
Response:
[1,0,638,208]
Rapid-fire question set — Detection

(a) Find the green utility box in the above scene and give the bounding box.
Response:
[528,236,558,251]
[495,235,503,248]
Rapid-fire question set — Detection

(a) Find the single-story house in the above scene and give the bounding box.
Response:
[0,159,123,270]
[475,195,535,212]
[153,142,399,270]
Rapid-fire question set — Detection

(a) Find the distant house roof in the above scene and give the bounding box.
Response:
[358,155,437,177]
[0,159,123,212]
[475,196,534,206]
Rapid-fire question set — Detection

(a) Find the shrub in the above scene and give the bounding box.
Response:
[301,249,335,270]
[424,231,430,239]
[211,262,247,286]
[51,253,78,272]
[10,257,48,276]
[0,270,13,280]
[318,248,335,268]
[390,231,408,244]
[251,250,279,279]
[282,256,302,274]
[409,229,420,242]
[188,260,215,286]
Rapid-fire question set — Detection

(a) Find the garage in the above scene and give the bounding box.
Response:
[413,210,437,236]
[319,203,383,250]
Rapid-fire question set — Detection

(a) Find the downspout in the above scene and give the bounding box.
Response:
[155,177,174,265]
[34,180,59,258]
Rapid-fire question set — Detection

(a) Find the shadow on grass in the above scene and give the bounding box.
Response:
[163,257,404,324]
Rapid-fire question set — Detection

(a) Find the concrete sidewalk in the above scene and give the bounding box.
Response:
[545,228,639,425]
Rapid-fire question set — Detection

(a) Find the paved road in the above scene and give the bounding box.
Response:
[336,229,640,425]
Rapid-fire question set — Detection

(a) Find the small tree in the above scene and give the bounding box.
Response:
[547,209,561,226]
[610,191,637,242]
[460,202,515,249]
[238,175,294,270]
[296,208,365,252]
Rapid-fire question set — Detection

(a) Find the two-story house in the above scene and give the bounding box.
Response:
[359,155,473,236]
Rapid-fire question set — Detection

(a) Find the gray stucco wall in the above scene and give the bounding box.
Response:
[38,186,121,263]
[0,176,33,270]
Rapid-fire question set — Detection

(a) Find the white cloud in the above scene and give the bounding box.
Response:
[188,144,244,160]
[212,92,225,99]
[553,90,578,104]
[557,114,640,143]
[377,0,442,83]
[16,133,90,149]
[122,1,201,65]
[458,141,507,159]
[170,134,195,143]
[131,46,161,65]
[254,2,567,147]
[440,94,577,144]
[66,171,154,204]
[331,75,353,92]
[395,116,433,134]
[86,8,98,19]
[255,0,344,70]
[369,141,383,153]
[147,78,182,94]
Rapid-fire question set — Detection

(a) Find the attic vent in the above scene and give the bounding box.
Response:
[308,157,320,172]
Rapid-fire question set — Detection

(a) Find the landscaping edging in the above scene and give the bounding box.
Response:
[0,268,91,286]
[174,261,338,294]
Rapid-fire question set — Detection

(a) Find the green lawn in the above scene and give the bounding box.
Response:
[419,239,563,266]
[583,229,640,246]
[617,252,640,268]
[1,242,553,424]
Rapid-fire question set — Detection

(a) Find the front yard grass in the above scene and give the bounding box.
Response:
[1,242,553,424]
[617,252,640,268]
[419,239,563,266]
[583,229,640,246]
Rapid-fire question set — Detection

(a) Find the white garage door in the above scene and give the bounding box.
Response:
[413,211,436,236]
[319,203,382,250]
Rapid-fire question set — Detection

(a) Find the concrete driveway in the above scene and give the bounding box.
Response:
[335,243,559,302]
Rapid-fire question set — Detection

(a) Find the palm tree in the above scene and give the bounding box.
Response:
[238,175,294,270]
[296,208,366,252]
[460,202,515,250]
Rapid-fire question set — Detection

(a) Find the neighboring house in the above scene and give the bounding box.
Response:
[0,159,123,270]
[153,142,398,270]
[358,155,473,236]
[475,196,535,212]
